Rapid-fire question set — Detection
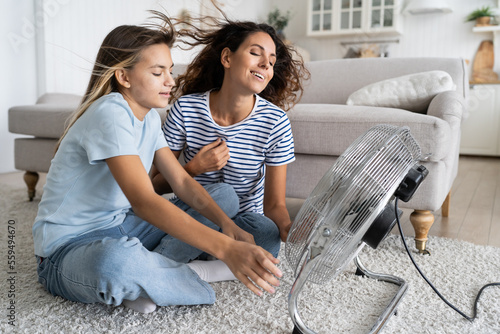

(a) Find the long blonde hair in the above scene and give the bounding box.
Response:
[56,11,176,151]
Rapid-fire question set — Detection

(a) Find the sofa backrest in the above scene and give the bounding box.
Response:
[299,57,468,105]
[34,58,468,112]
[36,93,82,105]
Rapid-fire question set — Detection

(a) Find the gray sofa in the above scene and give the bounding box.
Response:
[8,57,468,253]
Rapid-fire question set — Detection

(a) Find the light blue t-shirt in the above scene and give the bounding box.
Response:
[33,92,168,257]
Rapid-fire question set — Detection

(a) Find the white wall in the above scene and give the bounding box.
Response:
[274,0,497,77]
[1,0,270,173]
[1,0,38,173]
[41,0,270,95]
[42,0,196,95]
[3,0,495,173]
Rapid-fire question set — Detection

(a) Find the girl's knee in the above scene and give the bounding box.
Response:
[91,237,145,277]
[49,237,147,305]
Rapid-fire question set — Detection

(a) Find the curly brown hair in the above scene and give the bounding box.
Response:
[173,14,310,111]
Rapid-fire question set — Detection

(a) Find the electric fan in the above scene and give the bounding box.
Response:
[285,124,428,334]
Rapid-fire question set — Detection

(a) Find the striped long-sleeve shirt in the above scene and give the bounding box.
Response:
[163,91,295,214]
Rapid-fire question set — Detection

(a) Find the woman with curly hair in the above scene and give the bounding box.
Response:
[152,13,309,263]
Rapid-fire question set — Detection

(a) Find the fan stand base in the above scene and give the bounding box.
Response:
[354,256,408,333]
[355,267,365,277]
[290,255,408,334]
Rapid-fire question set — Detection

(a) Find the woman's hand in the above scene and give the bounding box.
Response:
[185,138,230,176]
[279,221,292,242]
[220,240,282,296]
[221,222,255,245]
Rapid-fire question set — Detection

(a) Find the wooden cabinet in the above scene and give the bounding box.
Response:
[460,84,500,156]
[307,0,403,36]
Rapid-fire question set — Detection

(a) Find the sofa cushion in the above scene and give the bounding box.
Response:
[300,58,467,106]
[345,71,456,113]
[288,104,450,161]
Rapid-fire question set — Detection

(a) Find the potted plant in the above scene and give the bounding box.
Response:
[267,8,291,39]
[465,6,495,26]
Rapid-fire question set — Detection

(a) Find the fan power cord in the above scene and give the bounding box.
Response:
[394,198,500,322]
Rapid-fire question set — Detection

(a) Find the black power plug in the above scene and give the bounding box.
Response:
[394,165,429,202]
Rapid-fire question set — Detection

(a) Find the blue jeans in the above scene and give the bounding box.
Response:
[36,183,236,307]
[154,194,281,262]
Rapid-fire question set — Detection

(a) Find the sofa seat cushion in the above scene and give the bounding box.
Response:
[288,103,451,162]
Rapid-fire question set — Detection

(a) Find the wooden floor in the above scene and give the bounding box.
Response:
[2,155,500,248]
[396,155,500,248]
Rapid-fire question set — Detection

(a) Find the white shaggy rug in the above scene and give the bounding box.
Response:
[1,184,500,334]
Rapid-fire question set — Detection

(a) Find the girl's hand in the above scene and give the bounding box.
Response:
[185,139,230,176]
[220,240,282,296]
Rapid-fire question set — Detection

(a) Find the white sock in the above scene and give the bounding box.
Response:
[122,297,157,314]
[187,259,237,283]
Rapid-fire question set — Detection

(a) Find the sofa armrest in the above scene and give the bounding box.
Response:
[9,104,76,138]
[427,90,468,124]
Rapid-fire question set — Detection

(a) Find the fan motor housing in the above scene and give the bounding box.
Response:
[362,202,402,249]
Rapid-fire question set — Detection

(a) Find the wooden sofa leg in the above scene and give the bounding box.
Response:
[441,191,451,217]
[409,210,434,255]
[23,171,39,201]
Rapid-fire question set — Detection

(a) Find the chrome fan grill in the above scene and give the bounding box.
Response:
[285,124,421,285]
